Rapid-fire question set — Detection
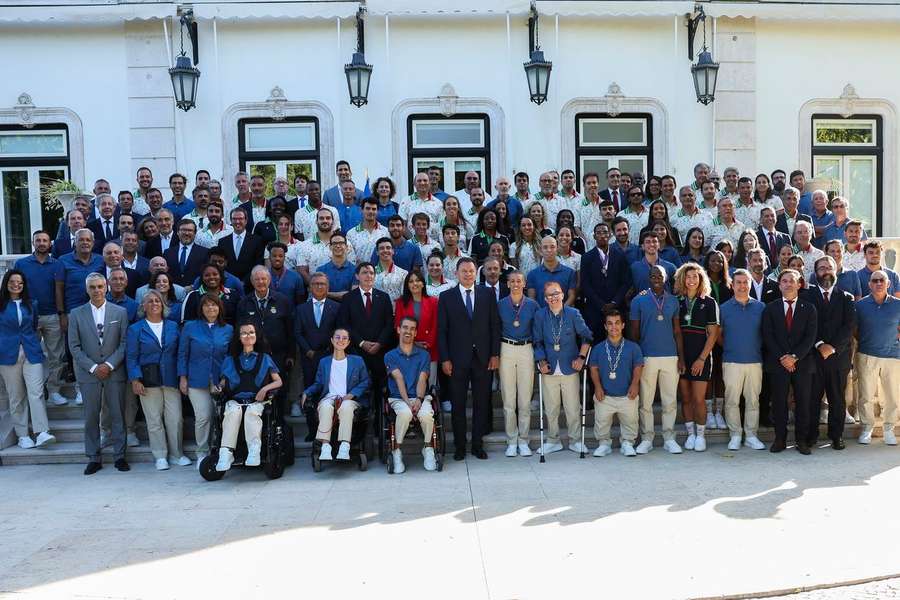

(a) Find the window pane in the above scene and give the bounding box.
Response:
[40,169,66,238]
[286,162,314,196]
[814,157,842,189]
[2,171,31,254]
[619,159,646,177]
[581,120,645,145]
[583,158,609,176]
[0,133,66,156]
[814,121,875,145]
[248,163,276,197]
[246,125,315,152]
[847,158,875,233]
[414,121,483,147]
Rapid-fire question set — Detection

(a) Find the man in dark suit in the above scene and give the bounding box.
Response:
[756,206,792,268]
[52,209,87,258]
[338,262,396,425]
[776,187,813,237]
[87,194,119,254]
[746,248,780,304]
[598,167,623,212]
[217,208,265,282]
[479,257,509,302]
[580,222,631,340]
[163,219,208,288]
[438,256,501,460]
[803,256,856,449]
[141,209,176,260]
[762,268,818,455]
[294,272,340,422]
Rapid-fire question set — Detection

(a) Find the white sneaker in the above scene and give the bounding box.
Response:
[859,427,873,445]
[156,458,170,471]
[694,435,706,452]
[174,455,192,467]
[569,441,588,454]
[663,440,683,454]
[536,441,563,455]
[517,441,532,457]
[35,431,56,447]
[705,413,716,429]
[819,409,829,425]
[635,440,654,454]
[49,392,69,406]
[744,436,766,450]
[74,391,83,406]
[99,433,111,448]
[126,433,140,447]
[195,452,207,470]
[245,441,261,466]
[727,436,742,451]
[593,443,612,457]
[336,441,351,461]
[17,436,35,449]
[290,403,302,418]
[715,413,727,429]
[422,447,436,471]
[215,448,233,471]
[392,448,405,474]
[319,442,333,461]
[684,433,696,451]
[505,444,517,457]
[621,442,637,457]
[845,410,858,424]
[441,401,452,413]
[884,427,897,446]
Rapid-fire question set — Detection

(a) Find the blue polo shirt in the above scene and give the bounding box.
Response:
[336,202,363,231]
[318,260,357,293]
[58,252,104,312]
[821,220,868,245]
[376,201,399,227]
[107,293,139,323]
[384,345,431,397]
[498,295,539,341]
[589,338,643,396]
[611,242,642,264]
[658,246,682,267]
[629,258,677,294]
[629,291,679,357]
[526,262,577,308]
[835,270,862,298]
[163,197,195,221]
[486,196,524,226]
[719,297,765,363]
[14,254,64,315]
[798,191,813,216]
[855,295,900,359]
[269,268,306,308]
[810,209,834,230]
[371,240,423,273]
[857,266,900,295]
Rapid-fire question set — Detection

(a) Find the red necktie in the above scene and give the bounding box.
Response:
[823,290,829,303]
[785,299,794,332]
[364,291,372,316]
[768,232,776,259]
[612,190,619,212]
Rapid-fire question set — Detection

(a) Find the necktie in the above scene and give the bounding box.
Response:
[785,299,794,332]
[612,190,619,211]
[179,245,187,270]
[823,290,829,303]
[465,289,473,318]
[364,291,372,316]
[314,301,322,327]
[105,221,112,239]
[96,322,104,341]
[768,232,776,259]
[234,234,243,257]
[259,297,267,313]
[491,284,498,301]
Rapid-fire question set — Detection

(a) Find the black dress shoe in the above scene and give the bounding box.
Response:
[796,443,811,455]
[831,438,846,450]
[114,458,130,471]
[471,447,488,460]
[453,448,466,461]
[84,461,102,475]
[770,439,786,453]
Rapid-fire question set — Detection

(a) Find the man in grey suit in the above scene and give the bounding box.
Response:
[68,273,130,474]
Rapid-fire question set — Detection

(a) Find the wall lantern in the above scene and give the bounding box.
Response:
[686,5,719,105]
[344,6,373,108]
[523,1,552,105]
[169,11,200,112]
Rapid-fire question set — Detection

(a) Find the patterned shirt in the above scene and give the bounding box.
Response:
[577,197,603,249]
[410,235,441,264]
[194,223,233,248]
[374,262,408,304]
[442,248,469,283]
[296,234,357,272]
[399,193,445,235]
[557,251,582,273]
[511,241,542,278]
[617,206,650,245]
[293,203,341,241]
[671,208,713,247]
[707,217,746,249]
[733,199,762,231]
[346,222,389,266]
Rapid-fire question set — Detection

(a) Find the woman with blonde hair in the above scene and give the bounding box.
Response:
[673,262,720,451]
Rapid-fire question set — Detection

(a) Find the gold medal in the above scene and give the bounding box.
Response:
[553,343,560,351]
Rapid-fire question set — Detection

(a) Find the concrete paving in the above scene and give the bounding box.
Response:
[1,442,900,600]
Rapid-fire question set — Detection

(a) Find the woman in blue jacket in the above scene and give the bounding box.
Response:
[127,289,189,471]
[177,293,233,466]
[0,270,54,449]
[301,327,370,462]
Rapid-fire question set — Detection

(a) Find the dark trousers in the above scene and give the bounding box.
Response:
[449,356,492,451]
[769,369,813,443]
[809,357,850,443]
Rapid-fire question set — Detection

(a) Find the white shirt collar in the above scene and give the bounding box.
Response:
[359,287,374,301]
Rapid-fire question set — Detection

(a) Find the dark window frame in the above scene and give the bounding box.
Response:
[0,123,71,170]
[237,116,321,182]
[406,113,491,196]
[574,112,653,183]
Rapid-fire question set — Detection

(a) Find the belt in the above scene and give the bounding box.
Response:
[502,337,531,346]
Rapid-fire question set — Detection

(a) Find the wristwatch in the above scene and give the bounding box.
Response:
[577,354,587,360]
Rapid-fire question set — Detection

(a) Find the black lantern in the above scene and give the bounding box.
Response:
[344,7,373,107]
[169,13,200,111]
[686,6,719,105]
[523,3,552,105]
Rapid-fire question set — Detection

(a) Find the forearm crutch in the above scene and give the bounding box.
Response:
[538,371,546,464]
[580,347,592,459]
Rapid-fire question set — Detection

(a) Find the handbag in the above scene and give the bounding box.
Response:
[141,363,163,388]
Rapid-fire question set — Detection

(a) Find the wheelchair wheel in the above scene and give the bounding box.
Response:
[283,422,296,467]
[311,450,322,473]
[199,455,225,482]
[436,451,443,472]
[263,458,284,480]
[386,451,394,474]
[365,433,375,461]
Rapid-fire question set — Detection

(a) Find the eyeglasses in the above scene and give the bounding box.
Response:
[870,278,887,283]
[544,291,563,299]
[239,331,256,337]
[330,241,346,246]
[629,192,643,197]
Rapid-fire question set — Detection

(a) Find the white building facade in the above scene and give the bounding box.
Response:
[1,0,898,256]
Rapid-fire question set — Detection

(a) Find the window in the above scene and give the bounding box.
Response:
[238,118,320,197]
[812,115,882,235]
[575,114,653,184]
[408,114,490,195]
[0,125,70,253]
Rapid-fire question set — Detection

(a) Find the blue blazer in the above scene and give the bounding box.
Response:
[532,305,593,375]
[303,354,370,407]
[177,320,233,388]
[126,319,181,387]
[0,300,44,365]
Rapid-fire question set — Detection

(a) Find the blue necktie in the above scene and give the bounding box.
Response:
[179,245,187,270]
[465,289,473,318]
[314,301,322,327]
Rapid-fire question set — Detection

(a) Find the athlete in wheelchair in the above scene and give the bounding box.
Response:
[301,327,373,471]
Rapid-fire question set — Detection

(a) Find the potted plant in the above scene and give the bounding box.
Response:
[41,179,83,213]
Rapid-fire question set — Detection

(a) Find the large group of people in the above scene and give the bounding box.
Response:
[2,159,898,475]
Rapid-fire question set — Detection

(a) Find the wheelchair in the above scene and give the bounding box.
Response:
[199,390,296,481]
[304,393,375,472]
[380,386,446,474]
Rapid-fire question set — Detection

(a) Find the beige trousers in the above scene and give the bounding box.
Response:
[186,387,215,452]
[639,356,679,442]
[37,314,67,395]
[390,398,435,447]
[540,372,581,444]
[594,395,638,445]
[221,400,264,450]
[316,397,360,443]
[499,342,534,444]
[140,386,183,460]
[856,353,900,427]
[0,348,48,436]
[723,362,763,437]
